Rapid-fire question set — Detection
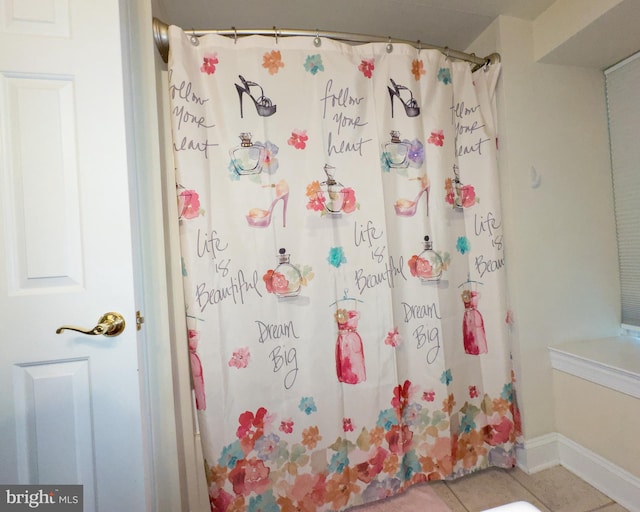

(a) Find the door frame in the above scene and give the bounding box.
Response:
[120,0,208,510]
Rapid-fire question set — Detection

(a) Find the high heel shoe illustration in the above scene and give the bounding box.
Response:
[246,180,289,228]
[394,175,430,216]
[235,75,277,118]
[388,78,420,118]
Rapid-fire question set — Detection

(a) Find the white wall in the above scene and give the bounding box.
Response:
[467,15,621,440]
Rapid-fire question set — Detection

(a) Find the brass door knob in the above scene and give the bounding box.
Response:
[56,312,126,337]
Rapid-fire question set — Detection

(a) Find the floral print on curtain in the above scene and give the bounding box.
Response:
[167,26,520,512]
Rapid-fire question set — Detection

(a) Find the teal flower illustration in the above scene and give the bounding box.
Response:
[304,54,324,75]
[248,491,279,512]
[456,236,471,254]
[227,160,242,181]
[376,408,399,430]
[438,67,452,84]
[501,382,514,401]
[328,246,347,268]
[218,440,244,469]
[380,152,391,173]
[460,412,477,433]
[328,450,349,473]
[399,450,421,480]
[299,396,317,415]
[440,368,453,386]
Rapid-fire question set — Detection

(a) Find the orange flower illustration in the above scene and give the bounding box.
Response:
[442,393,456,414]
[301,425,322,450]
[263,50,284,75]
[368,425,385,446]
[306,180,322,197]
[382,453,399,474]
[411,59,426,80]
[456,429,487,469]
[324,468,360,510]
[492,396,510,415]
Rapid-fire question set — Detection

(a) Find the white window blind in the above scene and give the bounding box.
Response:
[606,51,640,328]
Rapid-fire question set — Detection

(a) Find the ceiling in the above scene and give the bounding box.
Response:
[152,0,640,69]
[153,0,557,54]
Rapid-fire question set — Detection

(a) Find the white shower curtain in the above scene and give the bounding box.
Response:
[167,25,520,512]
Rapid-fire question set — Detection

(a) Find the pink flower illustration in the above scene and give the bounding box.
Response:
[305,181,326,211]
[279,419,294,434]
[236,407,270,454]
[384,327,401,347]
[209,488,233,512]
[469,385,479,398]
[423,390,436,402]
[428,130,444,146]
[188,329,206,410]
[263,270,290,294]
[485,415,513,446]
[356,447,387,484]
[228,458,270,496]
[178,189,201,219]
[461,184,476,207]
[306,195,326,212]
[341,188,357,213]
[385,424,413,454]
[229,347,250,369]
[444,178,455,206]
[342,418,354,432]
[505,309,515,325]
[358,58,375,78]
[408,254,433,278]
[288,129,309,149]
[200,53,219,74]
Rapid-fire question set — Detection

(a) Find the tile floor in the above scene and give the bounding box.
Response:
[430,465,630,512]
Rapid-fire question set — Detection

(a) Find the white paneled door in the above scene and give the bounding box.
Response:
[0,0,149,510]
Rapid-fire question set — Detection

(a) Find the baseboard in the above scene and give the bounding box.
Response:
[515,433,559,474]
[516,433,640,512]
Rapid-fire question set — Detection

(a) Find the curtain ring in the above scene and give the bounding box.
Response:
[232,26,237,44]
[273,26,278,44]
[444,46,450,61]
[313,29,321,47]
[190,29,199,46]
[386,36,393,53]
[417,40,422,54]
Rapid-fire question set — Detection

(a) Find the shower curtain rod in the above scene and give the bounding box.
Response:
[152,17,500,70]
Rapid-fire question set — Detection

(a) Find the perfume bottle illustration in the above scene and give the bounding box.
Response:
[408,235,444,282]
[306,165,357,215]
[246,180,289,228]
[235,75,277,118]
[445,164,477,209]
[264,248,302,297]
[388,78,420,118]
[320,164,346,214]
[383,131,411,169]
[229,133,266,175]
